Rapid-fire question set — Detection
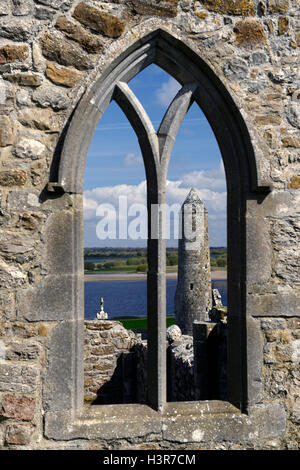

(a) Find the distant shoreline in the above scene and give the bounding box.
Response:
[84,271,227,282]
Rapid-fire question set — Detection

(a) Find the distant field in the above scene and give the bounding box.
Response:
[112,316,175,330]
[84,247,227,273]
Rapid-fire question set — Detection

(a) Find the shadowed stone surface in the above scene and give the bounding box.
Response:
[55,16,104,53]
[40,32,92,70]
[200,0,255,15]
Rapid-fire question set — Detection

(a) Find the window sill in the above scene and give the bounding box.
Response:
[44,400,285,443]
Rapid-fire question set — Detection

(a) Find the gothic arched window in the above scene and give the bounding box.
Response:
[43,30,277,441]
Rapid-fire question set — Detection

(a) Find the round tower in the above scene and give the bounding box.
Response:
[175,188,212,335]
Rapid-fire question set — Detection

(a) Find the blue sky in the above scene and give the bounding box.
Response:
[83,64,227,247]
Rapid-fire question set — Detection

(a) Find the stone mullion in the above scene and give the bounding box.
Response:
[136,83,197,410]
[146,182,167,412]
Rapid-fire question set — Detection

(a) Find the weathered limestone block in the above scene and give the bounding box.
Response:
[0,20,32,42]
[41,210,77,276]
[0,3,10,15]
[223,58,249,81]
[34,5,57,21]
[36,0,72,9]
[0,45,29,64]
[40,32,92,70]
[247,284,300,317]
[73,3,126,38]
[12,0,33,16]
[3,72,42,87]
[0,116,13,147]
[0,231,37,264]
[32,43,46,72]
[32,85,68,110]
[0,170,27,186]
[247,317,264,404]
[43,320,79,412]
[13,138,46,160]
[45,62,83,87]
[274,248,300,282]
[255,115,281,125]
[18,107,61,131]
[0,321,40,339]
[261,318,286,331]
[4,341,42,361]
[246,216,272,284]
[132,0,179,17]
[5,423,34,445]
[268,0,290,13]
[200,0,255,16]
[16,212,44,231]
[0,293,14,321]
[16,274,77,322]
[6,190,41,211]
[234,20,267,47]
[55,16,104,53]
[0,394,35,421]
[0,364,38,393]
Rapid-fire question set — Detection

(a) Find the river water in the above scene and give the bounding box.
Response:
[84,279,227,320]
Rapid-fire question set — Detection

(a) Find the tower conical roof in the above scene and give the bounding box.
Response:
[182,187,204,207]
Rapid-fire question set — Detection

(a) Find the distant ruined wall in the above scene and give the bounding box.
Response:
[0,0,299,450]
[84,320,139,405]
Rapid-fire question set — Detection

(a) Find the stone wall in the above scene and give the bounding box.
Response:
[261,317,300,450]
[0,0,299,450]
[84,320,140,405]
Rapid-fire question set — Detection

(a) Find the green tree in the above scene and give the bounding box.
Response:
[166,254,178,266]
[85,262,95,271]
[136,264,148,272]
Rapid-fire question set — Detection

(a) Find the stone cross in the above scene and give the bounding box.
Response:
[96,296,108,320]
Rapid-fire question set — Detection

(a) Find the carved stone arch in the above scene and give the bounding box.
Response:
[52,29,270,196]
[42,29,281,439]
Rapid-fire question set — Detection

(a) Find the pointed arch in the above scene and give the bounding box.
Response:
[45,29,273,416]
[52,29,270,196]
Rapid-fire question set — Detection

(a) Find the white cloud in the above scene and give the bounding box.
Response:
[123,152,143,167]
[180,161,226,192]
[156,77,181,107]
[83,166,227,246]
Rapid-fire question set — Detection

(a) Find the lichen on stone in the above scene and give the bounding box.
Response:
[132,0,179,18]
[45,62,83,88]
[288,175,300,189]
[55,16,104,53]
[234,20,267,47]
[0,45,28,64]
[268,0,289,13]
[73,3,126,38]
[278,16,289,35]
[199,0,255,16]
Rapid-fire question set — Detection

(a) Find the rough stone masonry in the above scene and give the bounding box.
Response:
[0,0,299,450]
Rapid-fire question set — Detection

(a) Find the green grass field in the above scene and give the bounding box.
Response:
[111,316,175,330]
